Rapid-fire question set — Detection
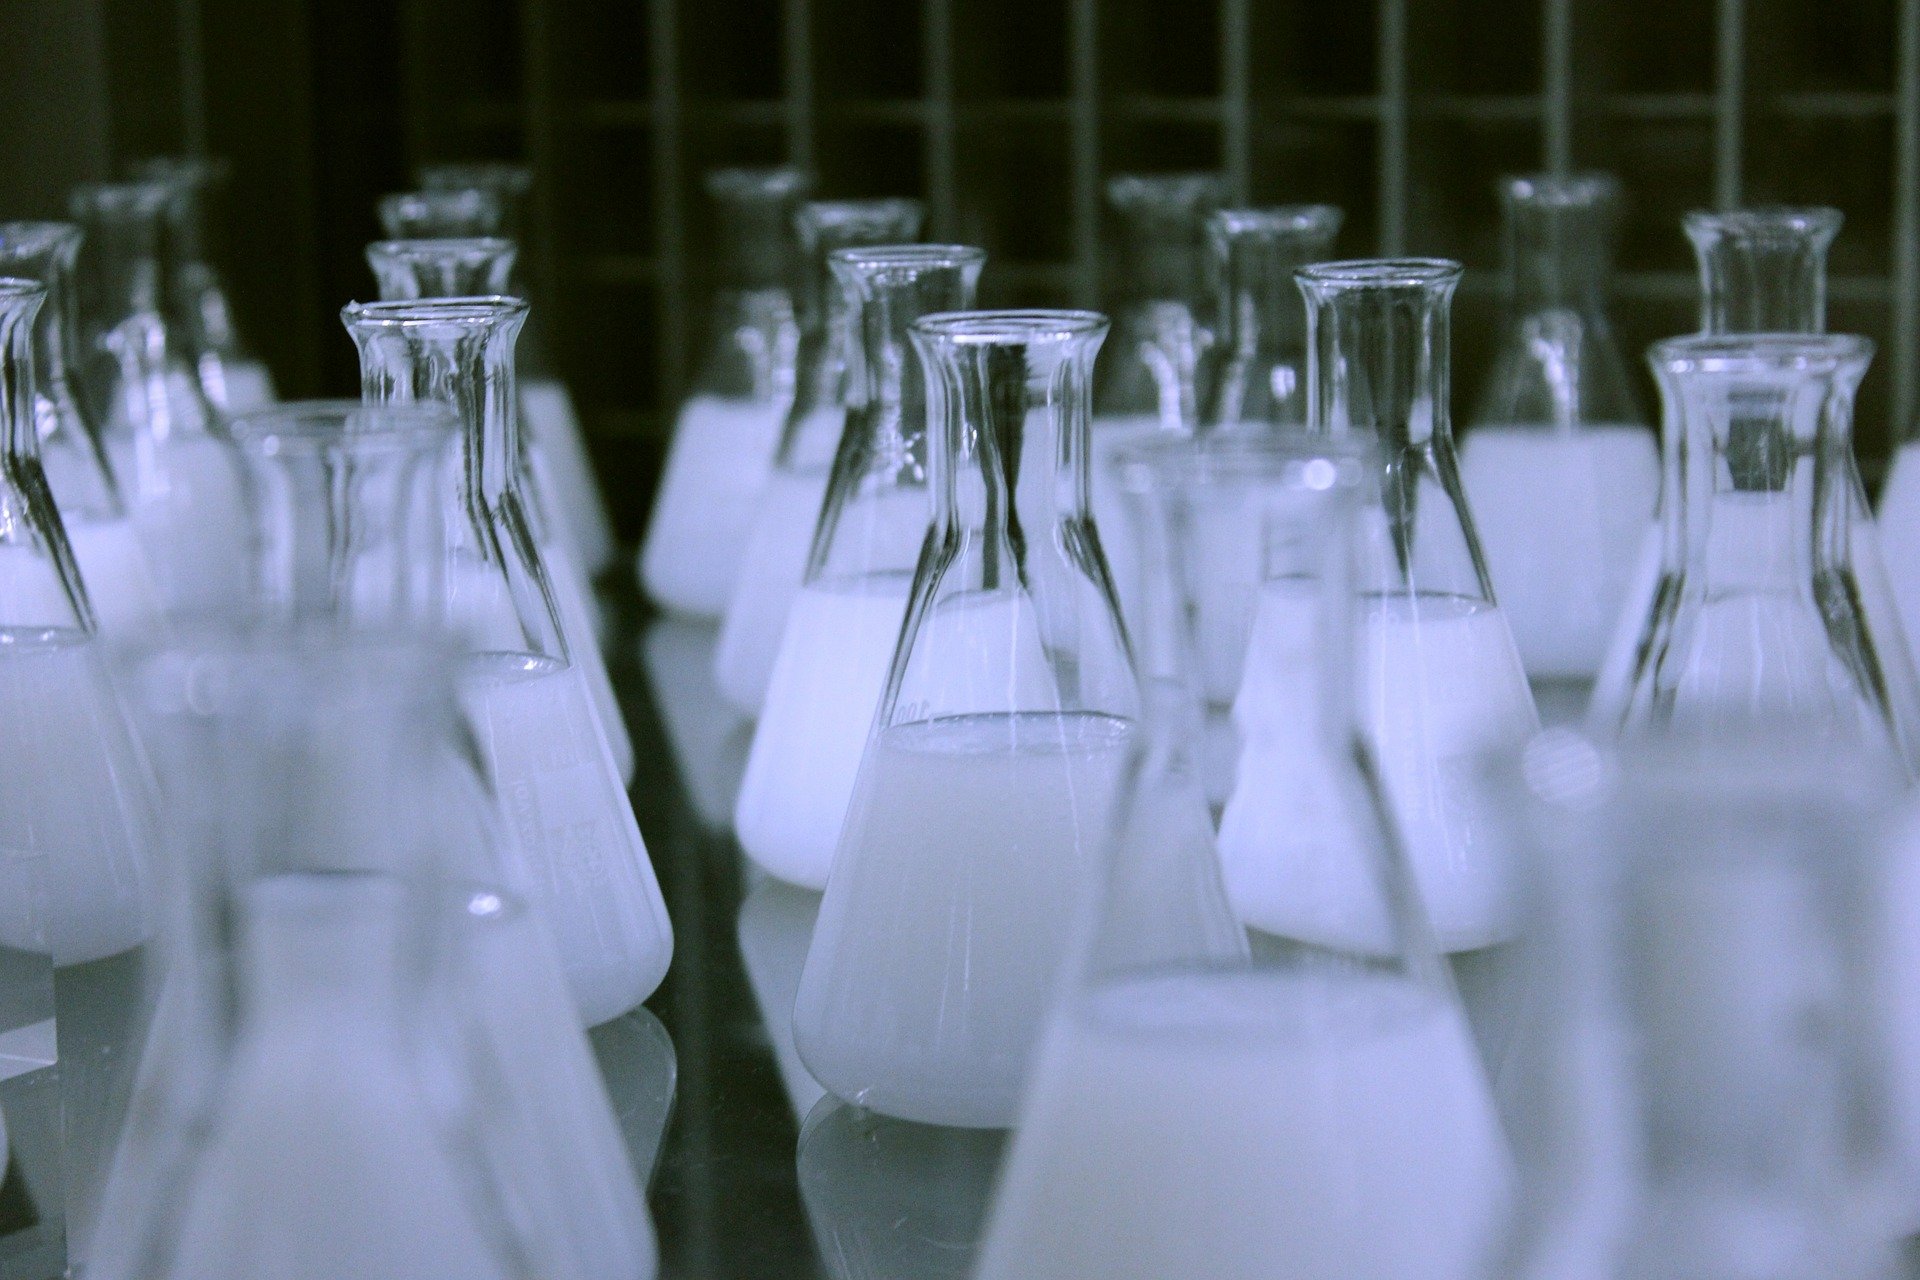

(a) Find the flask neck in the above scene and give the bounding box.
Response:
[1106,174,1224,305]
[1686,209,1839,335]
[72,186,176,333]
[368,239,517,301]
[1504,186,1614,315]
[0,226,91,431]
[1203,208,1343,432]
[1301,262,1460,452]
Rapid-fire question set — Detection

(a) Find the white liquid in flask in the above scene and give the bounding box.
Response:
[127,434,253,621]
[973,968,1512,1280]
[66,518,164,638]
[524,377,617,576]
[793,711,1133,1129]
[714,462,832,716]
[541,528,634,784]
[641,395,785,617]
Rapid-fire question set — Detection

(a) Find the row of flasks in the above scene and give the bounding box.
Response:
[644,165,1920,1279]
[0,161,671,1280]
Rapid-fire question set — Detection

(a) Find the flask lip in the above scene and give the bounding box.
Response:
[366,236,516,260]
[828,243,985,272]
[1682,206,1844,241]
[378,189,504,236]
[913,308,1109,344]
[1500,172,1620,209]
[798,198,924,227]
[1104,171,1229,209]
[68,180,173,221]
[1296,257,1463,290]
[0,277,47,307]
[702,165,812,202]
[228,398,458,455]
[127,155,232,192]
[342,295,531,327]
[1650,331,1874,374]
[0,222,82,257]
[1209,205,1344,240]
[419,161,534,196]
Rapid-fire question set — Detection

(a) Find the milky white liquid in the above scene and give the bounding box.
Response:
[127,435,253,622]
[1090,414,1166,645]
[715,467,831,716]
[462,657,672,1026]
[641,620,751,831]
[543,530,634,784]
[794,712,1133,1128]
[736,880,829,1120]
[1459,426,1658,680]
[213,359,276,415]
[523,378,617,577]
[0,636,152,967]
[65,518,165,639]
[641,395,785,616]
[735,576,911,888]
[974,968,1512,1280]
[1224,589,1535,952]
[1876,441,1920,671]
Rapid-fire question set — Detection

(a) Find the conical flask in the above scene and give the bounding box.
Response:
[641,165,810,616]
[94,634,639,1280]
[344,296,672,1025]
[420,162,617,582]
[737,879,828,1119]
[1460,175,1657,709]
[973,435,1510,1280]
[68,181,251,621]
[128,157,275,414]
[226,402,660,1280]
[379,188,504,240]
[1602,335,1920,765]
[714,197,925,716]
[0,277,157,1279]
[0,222,163,637]
[792,309,1138,1128]
[733,242,984,886]
[1295,259,1539,951]
[365,235,634,785]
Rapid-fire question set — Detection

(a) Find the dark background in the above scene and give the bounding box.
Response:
[0,0,1910,542]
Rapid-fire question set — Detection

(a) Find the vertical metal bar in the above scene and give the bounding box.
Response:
[518,0,562,330]
[1713,0,1744,209]
[1376,0,1409,253]
[176,0,208,155]
[1895,0,1920,440]
[1221,0,1251,203]
[1541,0,1573,175]
[652,0,688,407]
[1068,0,1099,305]
[783,0,814,173]
[923,0,957,239]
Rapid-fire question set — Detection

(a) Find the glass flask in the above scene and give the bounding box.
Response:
[973,437,1510,1280]
[792,309,1138,1128]
[0,222,163,637]
[1094,171,1225,430]
[737,879,828,1119]
[94,634,651,1280]
[365,234,634,785]
[733,242,983,886]
[1296,258,1539,952]
[0,277,159,1273]
[798,1100,1006,1280]
[129,157,275,414]
[69,180,251,621]
[1601,335,1920,766]
[220,401,659,1280]
[1459,175,1657,711]
[379,188,504,240]
[1491,730,1901,1280]
[714,197,925,716]
[345,296,672,1026]
[642,617,751,831]
[640,165,810,616]
[419,161,617,583]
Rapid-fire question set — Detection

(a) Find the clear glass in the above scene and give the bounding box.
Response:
[128,156,275,414]
[0,222,164,637]
[1296,258,1539,953]
[222,403,660,1280]
[379,189,504,240]
[792,309,1137,1128]
[640,166,810,616]
[365,236,634,785]
[714,197,924,715]
[1094,171,1226,428]
[0,277,157,1277]
[974,436,1510,1280]
[734,243,981,889]
[1602,335,1920,767]
[419,162,617,579]
[344,296,671,1026]
[735,878,827,1119]
[1459,175,1657,708]
[1196,205,1344,434]
[69,180,250,621]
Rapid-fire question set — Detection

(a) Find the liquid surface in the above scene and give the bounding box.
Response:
[1459,425,1658,678]
[974,967,1512,1280]
[794,711,1133,1128]
[715,467,831,716]
[735,576,911,888]
[641,395,786,617]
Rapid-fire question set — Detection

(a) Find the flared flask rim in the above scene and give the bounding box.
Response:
[1681,206,1843,242]
[701,165,812,201]
[342,295,531,330]
[366,236,517,260]
[68,179,172,220]
[1104,170,1229,208]
[228,398,459,455]
[128,154,232,191]
[419,160,533,195]
[827,243,986,273]
[0,276,48,310]
[912,308,1109,345]
[1649,331,1873,375]
[797,197,924,228]
[1208,204,1344,240]
[1499,171,1620,209]
[377,190,504,237]
[0,221,82,257]
[1295,257,1463,293]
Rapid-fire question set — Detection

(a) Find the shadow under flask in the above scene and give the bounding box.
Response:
[129,156,276,415]
[1295,259,1539,953]
[366,235,634,786]
[344,296,671,1026]
[714,197,925,716]
[1607,335,1920,766]
[0,221,163,637]
[1459,175,1656,705]
[974,438,1511,1280]
[419,161,617,581]
[792,309,1139,1129]
[640,166,810,617]
[734,242,984,888]
[69,181,250,621]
